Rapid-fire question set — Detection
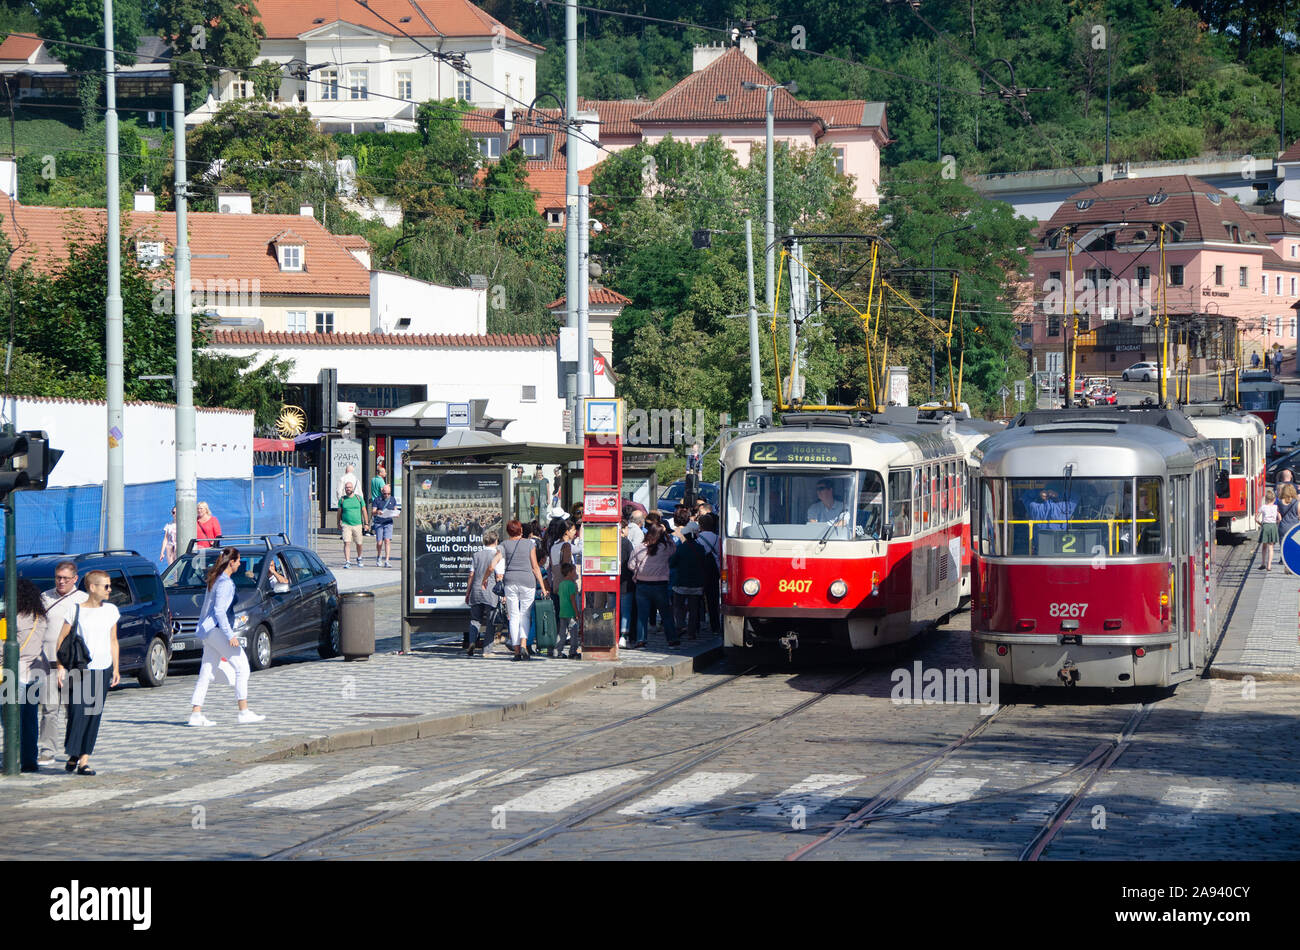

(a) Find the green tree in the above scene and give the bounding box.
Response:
[192,351,293,431]
[39,0,144,128]
[153,0,265,108]
[249,59,283,100]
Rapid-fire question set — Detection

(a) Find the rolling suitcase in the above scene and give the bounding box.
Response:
[532,596,558,651]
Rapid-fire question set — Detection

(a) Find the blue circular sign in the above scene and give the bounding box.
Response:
[1282,524,1300,576]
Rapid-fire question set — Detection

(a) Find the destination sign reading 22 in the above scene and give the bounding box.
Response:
[747,441,852,465]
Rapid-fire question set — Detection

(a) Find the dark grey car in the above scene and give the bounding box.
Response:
[162,536,340,670]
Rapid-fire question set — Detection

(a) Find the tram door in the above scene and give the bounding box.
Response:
[1173,475,1192,671]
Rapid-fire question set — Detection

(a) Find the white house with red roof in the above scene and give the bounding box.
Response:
[185,0,543,133]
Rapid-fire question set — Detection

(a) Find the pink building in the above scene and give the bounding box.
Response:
[1026,174,1300,376]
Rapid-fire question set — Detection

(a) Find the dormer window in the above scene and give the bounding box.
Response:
[521,135,547,158]
[136,240,165,268]
[475,136,502,159]
[279,245,303,271]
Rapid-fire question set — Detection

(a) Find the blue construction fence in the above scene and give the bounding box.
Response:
[1,467,313,560]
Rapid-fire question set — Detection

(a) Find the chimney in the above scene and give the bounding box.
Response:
[0,157,16,200]
[693,43,727,72]
[504,102,513,132]
[299,204,314,218]
[216,191,252,214]
[738,36,758,63]
[134,188,156,212]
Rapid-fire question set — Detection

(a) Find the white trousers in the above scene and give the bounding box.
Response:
[190,636,252,706]
[504,584,535,647]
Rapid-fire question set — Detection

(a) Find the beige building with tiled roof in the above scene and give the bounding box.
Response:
[186,0,543,133]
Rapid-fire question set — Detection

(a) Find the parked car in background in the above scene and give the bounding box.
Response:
[4,550,173,687]
[1121,361,1161,382]
[1266,444,1300,483]
[656,480,720,518]
[162,535,339,670]
[1273,399,1300,457]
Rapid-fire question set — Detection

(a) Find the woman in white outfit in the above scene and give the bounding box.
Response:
[484,519,549,661]
[188,547,266,725]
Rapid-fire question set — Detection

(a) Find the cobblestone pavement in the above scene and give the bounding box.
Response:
[1211,539,1300,679]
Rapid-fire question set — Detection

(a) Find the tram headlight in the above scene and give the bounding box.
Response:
[829,579,847,599]
[742,578,760,597]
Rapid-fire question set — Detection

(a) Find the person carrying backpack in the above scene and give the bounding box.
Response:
[668,522,707,644]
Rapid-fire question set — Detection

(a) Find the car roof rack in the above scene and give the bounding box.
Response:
[17,551,68,560]
[183,534,289,554]
[78,550,143,559]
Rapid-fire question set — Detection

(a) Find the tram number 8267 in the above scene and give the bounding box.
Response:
[1048,602,1089,617]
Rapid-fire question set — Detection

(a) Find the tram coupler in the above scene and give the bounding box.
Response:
[778,633,799,663]
[1058,663,1080,687]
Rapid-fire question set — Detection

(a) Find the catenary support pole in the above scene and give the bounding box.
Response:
[564,0,579,444]
[765,86,775,317]
[173,84,196,556]
[105,0,124,547]
[745,218,763,422]
[578,185,591,408]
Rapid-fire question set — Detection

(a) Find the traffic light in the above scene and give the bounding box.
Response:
[18,430,60,490]
[0,434,29,498]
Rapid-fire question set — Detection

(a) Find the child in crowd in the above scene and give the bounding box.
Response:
[555,563,581,659]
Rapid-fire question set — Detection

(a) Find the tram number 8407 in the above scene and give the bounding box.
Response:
[778,579,813,593]
[1048,602,1089,617]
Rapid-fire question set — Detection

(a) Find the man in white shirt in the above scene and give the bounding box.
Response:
[39,560,89,765]
[807,480,848,527]
[624,505,645,545]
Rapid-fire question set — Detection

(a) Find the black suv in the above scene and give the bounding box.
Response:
[5,550,174,687]
[162,534,340,670]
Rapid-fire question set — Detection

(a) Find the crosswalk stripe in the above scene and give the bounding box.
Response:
[19,787,143,809]
[751,773,866,818]
[128,764,317,808]
[252,766,410,811]
[618,771,755,817]
[417,769,537,811]
[1014,781,1077,825]
[500,768,651,813]
[1141,786,1230,827]
[883,776,988,821]
[367,769,495,812]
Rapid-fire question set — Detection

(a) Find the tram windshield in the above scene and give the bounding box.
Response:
[726,469,885,541]
[1239,389,1282,412]
[1209,438,1244,476]
[979,476,1163,557]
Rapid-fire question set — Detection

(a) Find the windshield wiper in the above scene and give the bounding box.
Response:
[748,503,771,543]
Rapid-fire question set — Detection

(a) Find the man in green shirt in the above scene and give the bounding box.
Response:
[337,482,370,568]
[369,465,387,504]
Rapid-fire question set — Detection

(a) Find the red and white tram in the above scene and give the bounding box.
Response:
[1237,376,1284,430]
[971,407,1217,688]
[721,411,967,660]
[1185,404,1267,538]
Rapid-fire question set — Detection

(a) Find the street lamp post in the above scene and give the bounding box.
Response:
[742,79,797,319]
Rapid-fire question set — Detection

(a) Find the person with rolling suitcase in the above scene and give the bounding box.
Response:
[532,587,559,657]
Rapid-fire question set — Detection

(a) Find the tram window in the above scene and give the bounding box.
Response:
[941,464,950,520]
[888,470,912,536]
[998,477,1138,557]
[855,470,886,539]
[725,469,880,541]
[914,468,923,527]
[1210,438,1245,476]
[979,478,1003,555]
[1133,478,1163,556]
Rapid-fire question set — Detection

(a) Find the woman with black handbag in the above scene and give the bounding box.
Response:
[54,570,119,776]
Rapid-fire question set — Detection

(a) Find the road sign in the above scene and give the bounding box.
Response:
[447,403,470,428]
[997,386,1010,399]
[1282,524,1300,576]
[1014,380,1026,402]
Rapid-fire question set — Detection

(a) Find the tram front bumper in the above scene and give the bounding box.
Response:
[972,634,1175,688]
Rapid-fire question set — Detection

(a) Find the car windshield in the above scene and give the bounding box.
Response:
[726,469,885,541]
[162,551,267,589]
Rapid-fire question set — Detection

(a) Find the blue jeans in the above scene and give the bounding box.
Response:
[20,678,40,770]
[635,582,674,644]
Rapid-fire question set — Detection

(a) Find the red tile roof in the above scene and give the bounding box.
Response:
[546,287,632,309]
[253,0,538,48]
[335,233,372,249]
[1280,139,1300,164]
[633,48,822,126]
[1247,212,1300,236]
[0,205,371,295]
[209,330,557,347]
[579,98,647,138]
[462,108,599,212]
[524,166,595,214]
[1037,175,1295,259]
[0,33,42,62]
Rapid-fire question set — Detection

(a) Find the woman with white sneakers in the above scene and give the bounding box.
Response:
[188,547,266,726]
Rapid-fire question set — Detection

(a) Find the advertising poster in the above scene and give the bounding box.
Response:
[329,438,363,510]
[410,469,505,610]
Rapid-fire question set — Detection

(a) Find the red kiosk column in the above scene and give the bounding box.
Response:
[581,398,624,661]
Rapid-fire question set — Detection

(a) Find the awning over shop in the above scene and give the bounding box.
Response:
[254,437,298,452]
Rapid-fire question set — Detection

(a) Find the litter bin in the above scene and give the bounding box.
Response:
[339,591,375,661]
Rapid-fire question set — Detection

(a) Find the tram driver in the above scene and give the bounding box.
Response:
[807,479,850,532]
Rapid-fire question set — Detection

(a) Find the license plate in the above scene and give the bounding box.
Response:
[173,641,191,651]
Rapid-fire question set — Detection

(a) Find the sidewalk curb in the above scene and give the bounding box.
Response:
[237,643,724,764]
[1206,667,1300,683]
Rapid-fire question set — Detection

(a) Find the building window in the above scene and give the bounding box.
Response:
[320,68,338,101]
[1215,265,1224,286]
[1292,244,1298,258]
[1168,264,1184,286]
[1278,316,1285,337]
[1136,266,1150,286]
[1240,266,1249,288]
[1293,277,1298,296]
[1264,274,1270,294]
[833,147,845,175]
[1047,315,1061,337]
[521,135,547,158]
[315,311,334,334]
[1291,317,1297,338]
[476,137,501,159]
[230,80,253,99]
[546,209,563,227]
[348,69,368,100]
[396,72,412,101]
[456,77,472,101]
[1279,276,1285,295]
[278,245,303,271]
[521,385,537,402]
[287,310,307,332]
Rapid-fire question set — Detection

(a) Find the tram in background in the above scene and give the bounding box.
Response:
[971,407,1218,688]
[1237,372,1284,431]
[1185,404,1266,539]
[720,409,967,661]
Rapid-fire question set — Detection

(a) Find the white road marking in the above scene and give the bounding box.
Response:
[128,764,317,807]
[751,773,866,818]
[253,766,410,811]
[1142,786,1230,827]
[884,776,988,821]
[367,769,494,812]
[499,768,651,813]
[1014,781,1078,825]
[418,768,537,811]
[19,787,142,809]
[618,771,755,818]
